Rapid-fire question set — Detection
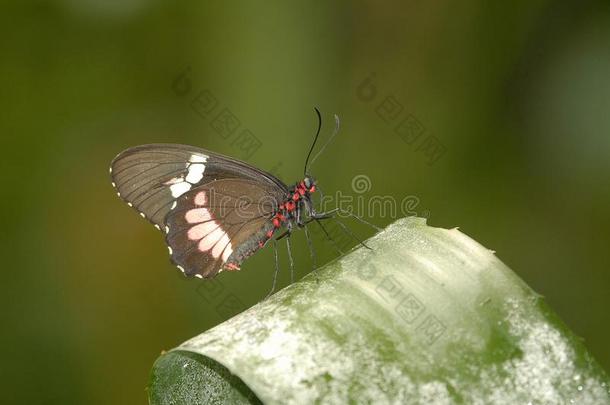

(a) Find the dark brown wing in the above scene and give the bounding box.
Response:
[164,178,279,278]
[110,144,287,229]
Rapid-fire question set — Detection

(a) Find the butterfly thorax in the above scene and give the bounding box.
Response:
[270,177,316,232]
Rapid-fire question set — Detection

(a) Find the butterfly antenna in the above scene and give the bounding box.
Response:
[308,113,340,171]
[304,107,323,176]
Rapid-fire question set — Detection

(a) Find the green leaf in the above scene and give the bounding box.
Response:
[149,217,610,404]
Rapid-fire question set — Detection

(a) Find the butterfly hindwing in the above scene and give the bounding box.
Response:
[165,179,278,278]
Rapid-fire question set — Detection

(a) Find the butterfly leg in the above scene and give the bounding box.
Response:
[275,220,293,241]
[309,210,373,250]
[266,239,281,299]
[298,213,351,254]
[286,236,295,283]
[313,208,381,231]
[330,216,373,250]
[273,231,296,284]
[303,225,319,283]
[275,229,291,240]
[314,219,345,256]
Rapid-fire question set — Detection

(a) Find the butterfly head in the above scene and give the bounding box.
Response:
[303,175,316,193]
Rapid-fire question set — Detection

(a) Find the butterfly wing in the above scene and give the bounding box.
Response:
[110,144,289,277]
[110,143,287,229]
[165,178,278,278]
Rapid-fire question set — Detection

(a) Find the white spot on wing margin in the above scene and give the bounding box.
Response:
[189,154,208,163]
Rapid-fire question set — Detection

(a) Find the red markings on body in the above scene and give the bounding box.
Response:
[225,262,240,271]
[272,212,286,229]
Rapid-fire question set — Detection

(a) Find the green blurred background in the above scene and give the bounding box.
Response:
[2,0,610,403]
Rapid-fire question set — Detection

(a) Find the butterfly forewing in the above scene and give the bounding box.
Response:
[110,144,287,228]
[110,146,209,227]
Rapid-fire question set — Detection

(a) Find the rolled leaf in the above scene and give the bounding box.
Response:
[149,217,610,404]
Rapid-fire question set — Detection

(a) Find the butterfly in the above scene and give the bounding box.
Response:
[110,109,376,284]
